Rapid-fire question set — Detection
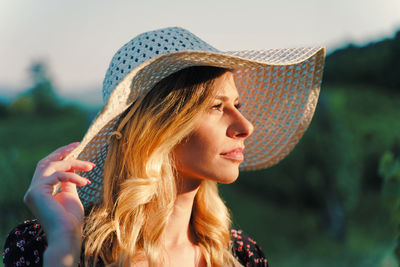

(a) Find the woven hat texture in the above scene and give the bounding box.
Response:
[65,27,325,207]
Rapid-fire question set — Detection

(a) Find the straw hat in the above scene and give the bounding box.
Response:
[65,26,325,207]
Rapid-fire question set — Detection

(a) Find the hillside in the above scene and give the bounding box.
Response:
[323,30,400,90]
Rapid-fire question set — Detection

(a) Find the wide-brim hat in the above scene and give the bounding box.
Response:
[65,26,325,207]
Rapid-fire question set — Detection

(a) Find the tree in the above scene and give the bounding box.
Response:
[10,61,60,116]
[29,61,60,115]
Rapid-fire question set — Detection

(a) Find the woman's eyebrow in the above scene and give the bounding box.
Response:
[215,95,239,102]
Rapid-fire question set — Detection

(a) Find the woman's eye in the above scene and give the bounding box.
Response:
[211,103,242,112]
[211,103,223,110]
[235,103,242,110]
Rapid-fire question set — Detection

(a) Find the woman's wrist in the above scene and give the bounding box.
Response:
[44,241,82,267]
[44,229,83,267]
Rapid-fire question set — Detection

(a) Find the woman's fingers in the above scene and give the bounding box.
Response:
[23,143,92,239]
[25,172,89,200]
[27,142,95,201]
[24,171,87,211]
[45,159,95,174]
[32,153,95,184]
[44,171,91,189]
[32,143,80,183]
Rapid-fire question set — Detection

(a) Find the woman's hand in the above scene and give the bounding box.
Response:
[23,142,94,266]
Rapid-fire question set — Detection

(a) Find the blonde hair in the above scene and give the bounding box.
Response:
[82,66,239,266]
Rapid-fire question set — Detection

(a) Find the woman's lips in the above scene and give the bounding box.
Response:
[220,148,244,162]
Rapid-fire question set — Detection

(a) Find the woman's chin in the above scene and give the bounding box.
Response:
[215,176,239,184]
[210,169,239,184]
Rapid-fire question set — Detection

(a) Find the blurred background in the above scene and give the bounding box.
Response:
[1,0,400,266]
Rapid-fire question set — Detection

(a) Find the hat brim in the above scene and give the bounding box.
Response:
[65,47,325,206]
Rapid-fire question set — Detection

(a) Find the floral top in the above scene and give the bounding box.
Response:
[3,219,269,267]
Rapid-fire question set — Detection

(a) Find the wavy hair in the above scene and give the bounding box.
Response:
[82,66,240,266]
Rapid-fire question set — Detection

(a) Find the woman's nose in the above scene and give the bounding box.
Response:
[227,110,254,139]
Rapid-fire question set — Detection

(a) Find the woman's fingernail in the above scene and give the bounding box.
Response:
[86,179,92,185]
[87,162,96,168]
[70,142,80,146]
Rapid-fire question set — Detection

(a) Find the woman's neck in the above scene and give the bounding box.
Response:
[164,177,202,247]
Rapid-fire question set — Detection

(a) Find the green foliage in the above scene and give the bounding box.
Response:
[221,181,394,267]
[323,29,400,91]
[379,150,400,220]
[385,31,400,89]
[30,80,59,115]
[0,100,10,118]
[233,83,400,248]
[379,150,400,264]
[8,94,36,115]
[8,61,62,117]
[379,151,400,183]
[0,108,89,250]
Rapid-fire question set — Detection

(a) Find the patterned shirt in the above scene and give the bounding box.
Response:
[3,219,268,267]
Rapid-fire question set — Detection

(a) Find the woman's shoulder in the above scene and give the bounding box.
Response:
[230,228,269,267]
[3,219,47,267]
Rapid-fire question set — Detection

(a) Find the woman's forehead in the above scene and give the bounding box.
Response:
[213,71,239,101]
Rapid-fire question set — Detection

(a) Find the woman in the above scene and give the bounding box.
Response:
[3,27,325,266]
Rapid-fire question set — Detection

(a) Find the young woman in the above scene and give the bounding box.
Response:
[3,27,325,267]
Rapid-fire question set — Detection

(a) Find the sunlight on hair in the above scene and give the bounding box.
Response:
[82,67,241,266]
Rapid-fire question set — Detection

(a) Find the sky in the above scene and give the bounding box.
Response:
[1,0,399,104]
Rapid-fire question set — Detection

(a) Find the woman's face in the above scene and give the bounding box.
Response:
[173,71,254,185]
